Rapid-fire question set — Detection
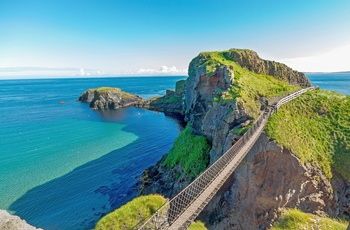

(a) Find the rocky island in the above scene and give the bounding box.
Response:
[77,87,144,110]
[95,48,350,230]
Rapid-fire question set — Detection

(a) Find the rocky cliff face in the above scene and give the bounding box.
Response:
[185,57,246,163]
[222,49,311,87]
[185,49,310,162]
[197,133,339,229]
[140,80,186,116]
[138,155,193,198]
[0,210,42,230]
[139,49,348,229]
[78,87,144,110]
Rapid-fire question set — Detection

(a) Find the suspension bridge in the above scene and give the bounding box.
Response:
[137,86,317,230]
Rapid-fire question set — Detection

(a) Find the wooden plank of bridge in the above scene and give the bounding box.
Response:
[168,113,267,229]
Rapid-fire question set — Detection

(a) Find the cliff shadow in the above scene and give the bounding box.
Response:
[9,107,182,230]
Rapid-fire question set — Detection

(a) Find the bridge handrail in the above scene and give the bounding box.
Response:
[136,86,317,229]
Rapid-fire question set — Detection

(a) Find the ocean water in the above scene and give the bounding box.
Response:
[306,72,350,95]
[0,76,186,229]
[0,73,349,230]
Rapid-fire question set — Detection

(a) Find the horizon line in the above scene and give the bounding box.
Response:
[0,74,189,81]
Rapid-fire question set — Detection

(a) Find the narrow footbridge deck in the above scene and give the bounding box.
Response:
[137,87,317,229]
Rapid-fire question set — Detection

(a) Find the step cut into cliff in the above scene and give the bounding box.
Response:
[138,48,349,229]
[78,87,144,110]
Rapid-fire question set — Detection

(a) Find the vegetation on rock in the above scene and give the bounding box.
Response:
[95,195,166,230]
[95,87,122,94]
[188,220,208,230]
[163,124,211,178]
[193,50,300,118]
[267,90,350,180]
[78,86,143,110]
[271,209,348,230]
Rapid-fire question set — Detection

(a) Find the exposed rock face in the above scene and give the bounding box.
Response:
[0,210,42,230]
[138,48,348,229]
[223,49,311,87]
[78,87,144,110]
[140,80,186,115]
[185,55,248,163]
[197,133,337,229]
[185,49,311,163]
[139,155,192,198]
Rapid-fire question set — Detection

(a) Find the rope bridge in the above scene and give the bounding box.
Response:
[137,86,317,229]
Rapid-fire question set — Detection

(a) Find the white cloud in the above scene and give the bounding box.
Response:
[138,65,187,75]
[280,44,350,72]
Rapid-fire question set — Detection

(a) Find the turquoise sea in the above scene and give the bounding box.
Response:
[0,74,349,229]
[0,76,185,229]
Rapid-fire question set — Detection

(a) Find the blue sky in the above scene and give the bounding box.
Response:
[1,0,350,77]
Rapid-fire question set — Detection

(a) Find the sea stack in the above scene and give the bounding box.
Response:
[78,87,144,110]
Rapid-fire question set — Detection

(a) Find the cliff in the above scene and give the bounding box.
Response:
[0,210,42,230]
[139,48,349,228]
[197,132,336,229]
[139,79,186,115]
[185,49,309,162]
[78,87,144,110]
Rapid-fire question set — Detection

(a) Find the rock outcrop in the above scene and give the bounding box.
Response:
[138,155,192,198]
[139,80,186,116]
[221,49,311,87]
[197,133,335,229]
[0,210,42,230]
[138,48,349,229]
[78,87,144,110]
[185,49,311,162]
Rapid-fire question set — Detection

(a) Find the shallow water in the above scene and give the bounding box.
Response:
[0,76,185,229]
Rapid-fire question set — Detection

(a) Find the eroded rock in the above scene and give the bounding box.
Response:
[77,87,144,110]
[0,210,42,230]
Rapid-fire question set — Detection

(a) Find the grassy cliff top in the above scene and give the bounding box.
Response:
[272,209,348,230]
[95,194,166,230]
[94,87,122,93]
[95,193,207,230]
[191,50,300,118]
[266,90,350,180]
[92,87,138,100]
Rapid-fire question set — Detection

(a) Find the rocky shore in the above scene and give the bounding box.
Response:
[0,210,42,230]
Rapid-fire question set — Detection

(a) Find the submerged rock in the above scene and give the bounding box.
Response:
[77,87,144,110]
[0,210,42,230]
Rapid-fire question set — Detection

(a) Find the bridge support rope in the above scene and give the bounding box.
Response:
[137,86,317,230]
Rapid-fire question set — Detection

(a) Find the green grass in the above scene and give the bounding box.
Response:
[188,220,208,230]
[175,79,186,94]
[165,95,182,103]
[121,91,138,100]
[266,90,350,180]
[149,95,182,104]
[233,123,253,135]
[95,195,166,230]
[95,87,121,94]
[163,124,211,178]
[195,50,299,118]
[271,209,348,230]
